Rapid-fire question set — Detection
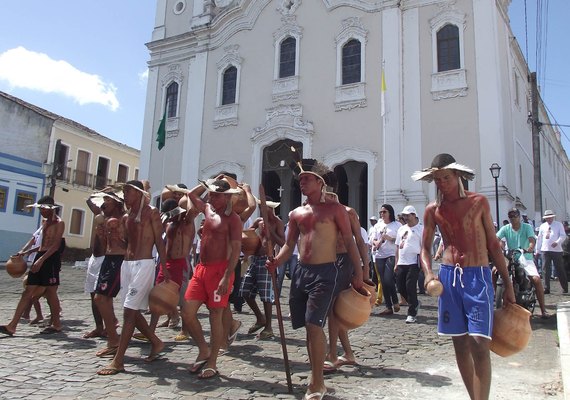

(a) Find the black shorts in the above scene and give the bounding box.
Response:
[289,262,338,330]
[335,253,354,295]
[94,255,124,297]
[27,251,61,286]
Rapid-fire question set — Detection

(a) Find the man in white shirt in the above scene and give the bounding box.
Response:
[536,210,568,294]
[395,205,423,323]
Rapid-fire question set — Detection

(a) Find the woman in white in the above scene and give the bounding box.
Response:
[372,204,402,315]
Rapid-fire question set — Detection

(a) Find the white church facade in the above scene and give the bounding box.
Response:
[140,0,570,225]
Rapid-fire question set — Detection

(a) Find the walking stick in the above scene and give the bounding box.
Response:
[259,184,293,393]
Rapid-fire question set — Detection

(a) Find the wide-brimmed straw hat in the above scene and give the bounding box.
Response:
[411,153,475,182]
[198,179,241,194]
[256,197,280,209]
[26,195,60,210]
[543,210,556,218]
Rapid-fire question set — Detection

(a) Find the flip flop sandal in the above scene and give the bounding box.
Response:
[247,322,265,335]
[198,367,219,379]
[323,360,337,374]
[189,359,208,374]
[96,347,118,358]
[227,321,242,346]
[257,330,274,340]
[97,367,125,376]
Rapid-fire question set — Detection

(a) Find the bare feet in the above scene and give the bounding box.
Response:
[83,329,105,339]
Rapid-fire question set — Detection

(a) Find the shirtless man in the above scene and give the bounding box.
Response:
[181,179,242,379]
[93,191,127,358]
[0,196,65,336]
[148,197,197,333]
[83,194,107,338]
[266,160,363,400]
[413,154,515,400]
[97,180,168,375]
[240,199,285,339]
[322,186,369,372]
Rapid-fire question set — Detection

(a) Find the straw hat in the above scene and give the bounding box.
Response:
[412,153,475,182]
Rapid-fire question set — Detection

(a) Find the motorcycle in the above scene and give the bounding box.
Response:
[495,249,536,313]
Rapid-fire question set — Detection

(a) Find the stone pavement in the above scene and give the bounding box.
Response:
[0,264,565,399]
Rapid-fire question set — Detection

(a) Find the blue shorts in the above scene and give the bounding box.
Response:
[438,264,494,339]
[289,262,338,330]
[335,253,353,296]
[239,256,274,302]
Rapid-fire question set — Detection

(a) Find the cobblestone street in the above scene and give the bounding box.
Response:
[0,265,564,399]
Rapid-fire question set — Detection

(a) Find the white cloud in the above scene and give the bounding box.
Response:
[138,69,148,85]
[0,46,119,111]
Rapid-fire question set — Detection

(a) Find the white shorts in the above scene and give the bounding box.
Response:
[84,255,105,293]
[521,259,540,277]
[119,259,156,311]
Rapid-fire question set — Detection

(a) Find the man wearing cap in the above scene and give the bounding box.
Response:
[97,180,168,375]
[92,190,128,357]
[497,208,549,318]
[413,153,515,400]
[266,159,363,400]
[181,179,242,379]
[537,210,568,294]
[0,196,65,336]
[394,205,423,323]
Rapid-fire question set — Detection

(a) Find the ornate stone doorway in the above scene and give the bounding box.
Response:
[261,139,302,221]
[334,160,368,225]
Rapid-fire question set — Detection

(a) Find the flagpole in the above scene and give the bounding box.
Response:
[381,60,386,204]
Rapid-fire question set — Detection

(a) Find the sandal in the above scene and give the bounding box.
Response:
[257,329,274,340]
[247,322,264,335]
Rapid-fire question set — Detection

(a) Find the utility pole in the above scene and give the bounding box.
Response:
[49,139,62,199]
[530,72,543,220]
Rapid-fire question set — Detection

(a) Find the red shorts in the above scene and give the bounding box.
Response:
[156,258,187,287]
[185,260,234,309]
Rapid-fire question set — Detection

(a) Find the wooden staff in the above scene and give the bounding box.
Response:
[259,184,293,393]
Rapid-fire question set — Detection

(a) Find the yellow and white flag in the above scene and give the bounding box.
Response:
[380,67,387,117]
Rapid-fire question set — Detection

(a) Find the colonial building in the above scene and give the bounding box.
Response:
[0,91,140,260]
[140,0,570,226]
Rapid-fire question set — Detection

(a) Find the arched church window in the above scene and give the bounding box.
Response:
[166,81,179,118]
[437,24,460,72]
[342,39,361,85]
[222,66,237,105]
[279,37,296,78]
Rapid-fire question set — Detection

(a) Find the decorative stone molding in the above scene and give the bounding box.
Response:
[201,160,245,181]
[251,104,314,193]
[161,64,184,87]
[272,15,302,101]
[166,117,180,137]
[322,147,377,170]
[323,0,394,12]
[277,0,302,15]
[334,17,368,108]
[272,76,299,102]
[213,104,238,128]
[431,69,467,100]
[214,45,242,128]
[334,82,367,111]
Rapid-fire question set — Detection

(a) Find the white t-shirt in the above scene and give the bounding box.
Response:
[395,222,424,265]
[374,220,401,258]
[537,220,565,253]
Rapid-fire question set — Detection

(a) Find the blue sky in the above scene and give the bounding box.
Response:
[0,1,568,152]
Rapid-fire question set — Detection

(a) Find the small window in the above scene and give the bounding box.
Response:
[14,190,36,216]
[279,37,296,78]
[342,39,361,85]
[222,66,237,105]
[437,24,460,72]
[166,81,179,118]
[134,168,139,181]
[70,209,85,235]
[0,186,8,212]
[117,164,129,183]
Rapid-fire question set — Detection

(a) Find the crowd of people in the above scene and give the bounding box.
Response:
[1,153,567,400]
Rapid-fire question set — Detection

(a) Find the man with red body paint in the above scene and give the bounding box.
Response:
[413,154,515,400]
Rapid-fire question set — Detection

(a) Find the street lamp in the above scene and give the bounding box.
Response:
[489,163,501,231]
